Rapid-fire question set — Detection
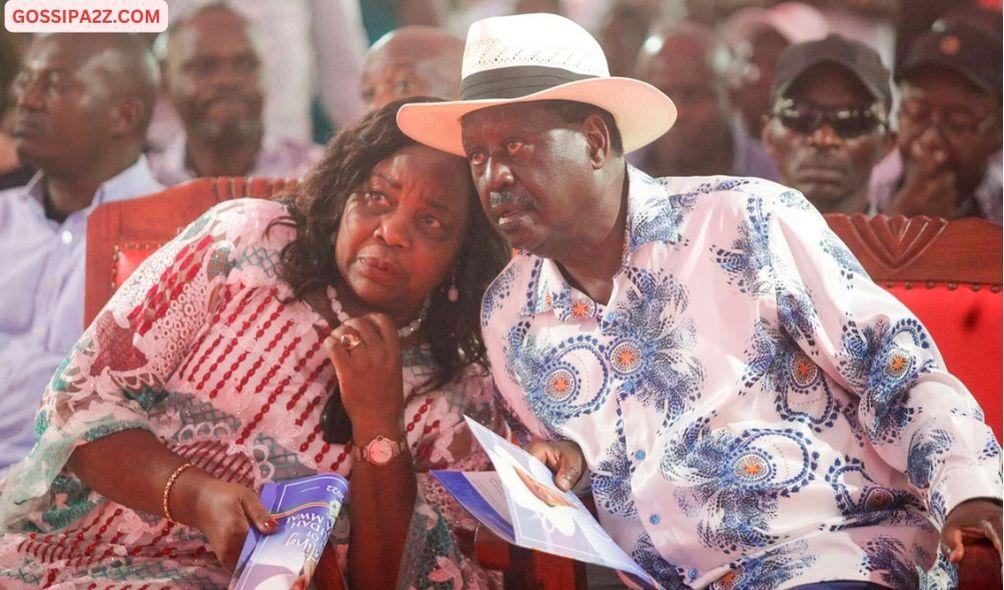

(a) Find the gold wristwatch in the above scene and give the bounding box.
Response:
[354,435,407,466]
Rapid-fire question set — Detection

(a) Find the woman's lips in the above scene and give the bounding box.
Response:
[356,256,403,284]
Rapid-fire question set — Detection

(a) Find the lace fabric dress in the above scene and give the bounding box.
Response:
[0,198,504,590]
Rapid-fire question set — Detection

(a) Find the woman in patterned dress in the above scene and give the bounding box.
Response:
[0,98,511,589]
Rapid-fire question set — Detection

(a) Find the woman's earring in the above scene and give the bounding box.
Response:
[448,272,459,303]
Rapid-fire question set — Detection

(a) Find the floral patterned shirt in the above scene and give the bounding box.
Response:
[0,198,503,590]
[482,166,1002,589]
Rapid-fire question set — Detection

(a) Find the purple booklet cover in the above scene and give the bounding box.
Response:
[230,473,349,590]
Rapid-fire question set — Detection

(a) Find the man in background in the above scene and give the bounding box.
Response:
[0,34,161,470]
[762,35,894,214]
[633,21,779,180]
[361,26,464,112]
[150,4,320,186]
[870,18,1002,224]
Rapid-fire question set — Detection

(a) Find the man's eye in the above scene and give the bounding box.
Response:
[13,71,29,91]
[505,140,524,155]
[469,151,486,166]
[422,214,443,229]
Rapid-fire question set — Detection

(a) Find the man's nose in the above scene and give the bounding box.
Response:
[211,63,249,90]
[15,77,44,111]
[485,156,514,192]
[808,122,842,148]
[917,123,949,151]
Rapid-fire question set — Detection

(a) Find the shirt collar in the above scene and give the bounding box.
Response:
[18,155,161,217]
[518,165,693,322]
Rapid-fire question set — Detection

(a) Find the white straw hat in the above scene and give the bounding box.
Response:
[397,13,677,156]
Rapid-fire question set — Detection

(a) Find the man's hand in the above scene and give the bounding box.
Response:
[941,498,1003,564]
[524,439,585,491]
[889,133,958,218]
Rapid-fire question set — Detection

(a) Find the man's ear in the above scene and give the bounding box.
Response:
[108,96,146,139]
[582,114,611,169]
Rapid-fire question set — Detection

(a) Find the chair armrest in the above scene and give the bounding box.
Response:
[958,538,1002,590]
[473,525,585,590]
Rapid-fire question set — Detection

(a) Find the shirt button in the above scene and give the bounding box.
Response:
[634,450,646,461]
[33,326,44,336]
[60,230,73,245]
[649,514,661,525]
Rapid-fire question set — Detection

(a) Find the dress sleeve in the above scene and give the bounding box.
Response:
[760,187,1002,527]
[397,369,507,590]
[0,200,269,532]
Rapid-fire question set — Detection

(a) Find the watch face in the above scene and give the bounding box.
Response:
[368,439,396,465]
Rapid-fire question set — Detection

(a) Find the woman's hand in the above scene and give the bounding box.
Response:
[181,474,278,571]
[323,313,405,437]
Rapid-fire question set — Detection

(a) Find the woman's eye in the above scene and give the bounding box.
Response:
[505,140,524,155]
[422,214,443,229]
[468,151,486,166]
[363,191,391,208]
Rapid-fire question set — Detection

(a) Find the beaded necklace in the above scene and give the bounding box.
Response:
[325,284,428,339]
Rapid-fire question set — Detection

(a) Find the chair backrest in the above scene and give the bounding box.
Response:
[824,213,1003,441]
[85,177,297,325]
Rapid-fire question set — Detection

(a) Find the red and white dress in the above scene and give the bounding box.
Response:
[0,199,504,589]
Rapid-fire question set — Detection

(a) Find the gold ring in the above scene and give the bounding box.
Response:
[340,333,361,351]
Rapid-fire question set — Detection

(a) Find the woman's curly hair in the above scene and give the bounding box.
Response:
[269,98,510,443]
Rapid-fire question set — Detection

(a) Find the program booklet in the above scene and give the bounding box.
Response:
[229,473,349,590]
[432,417,661,590]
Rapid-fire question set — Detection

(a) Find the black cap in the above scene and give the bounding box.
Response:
[772,34,892,103]
[897,18,1002,97]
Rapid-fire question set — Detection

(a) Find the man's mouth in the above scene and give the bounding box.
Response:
[13,118,42,138]
[204,96,251,115]
[488,191,534,227]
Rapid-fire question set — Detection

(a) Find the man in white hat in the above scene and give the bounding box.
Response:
[398,13,1001,589]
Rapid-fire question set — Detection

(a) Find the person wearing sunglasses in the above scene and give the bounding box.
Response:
[762,34,894,215]
[870,18,1002,224]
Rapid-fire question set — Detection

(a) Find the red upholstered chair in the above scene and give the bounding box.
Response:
[84,177,296,325]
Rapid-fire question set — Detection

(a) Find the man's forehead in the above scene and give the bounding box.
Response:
[26,35,108,72]
[171,10,257,58]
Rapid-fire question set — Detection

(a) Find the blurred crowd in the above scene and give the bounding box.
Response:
[0,0,1000,222]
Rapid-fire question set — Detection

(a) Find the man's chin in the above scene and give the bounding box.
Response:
[14,142,48,169]
[201,120,260,146]
[495,223,546,254]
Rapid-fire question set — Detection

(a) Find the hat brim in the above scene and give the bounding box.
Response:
[896,57,997,95]
[396,77,677,157]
